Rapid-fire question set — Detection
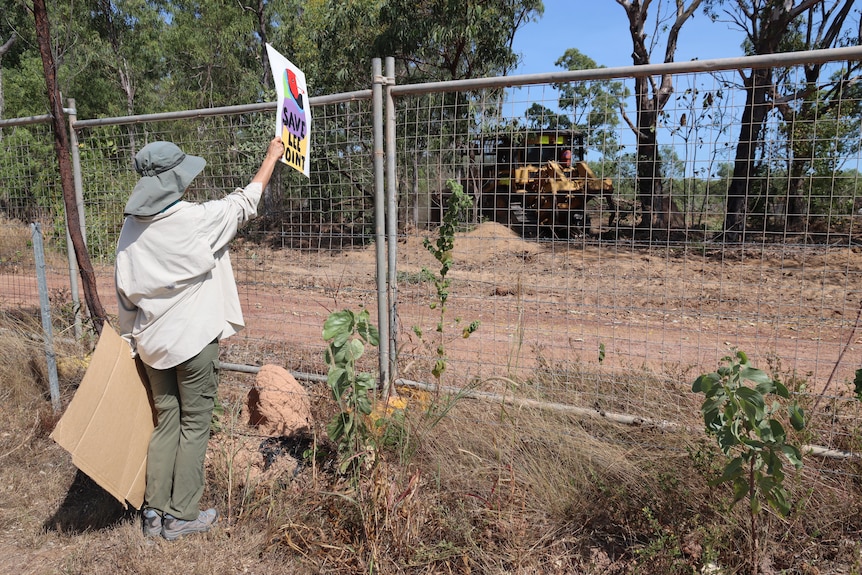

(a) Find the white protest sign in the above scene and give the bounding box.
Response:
[266,44,311,178]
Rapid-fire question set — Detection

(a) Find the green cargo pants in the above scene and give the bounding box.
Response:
[142,340,218,520]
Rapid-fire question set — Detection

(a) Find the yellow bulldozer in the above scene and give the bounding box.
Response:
[465,130,615,237]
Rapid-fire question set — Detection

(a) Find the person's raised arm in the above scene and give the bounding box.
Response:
[251,136,285,188]
[202,137,285,251]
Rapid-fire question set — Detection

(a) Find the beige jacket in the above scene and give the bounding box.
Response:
[115,182,263,369]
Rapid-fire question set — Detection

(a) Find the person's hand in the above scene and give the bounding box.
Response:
[266,137,285,162]
[251,136,286,187]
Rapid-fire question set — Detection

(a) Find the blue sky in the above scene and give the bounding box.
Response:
[511,0,748,75]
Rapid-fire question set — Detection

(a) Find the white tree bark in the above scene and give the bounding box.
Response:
[0,32,17,123]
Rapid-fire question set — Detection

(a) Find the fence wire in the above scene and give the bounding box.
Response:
[1,52,862,456]
[390,59,862,454]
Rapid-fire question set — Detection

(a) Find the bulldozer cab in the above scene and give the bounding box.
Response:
[481,131,584,179]
[466,129,613,237]
[523,132,584,165]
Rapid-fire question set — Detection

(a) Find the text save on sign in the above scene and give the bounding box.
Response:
[266,44,311,178]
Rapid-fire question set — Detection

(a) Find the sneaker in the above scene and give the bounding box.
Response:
[161,508,219,541]
[142,508,162,538]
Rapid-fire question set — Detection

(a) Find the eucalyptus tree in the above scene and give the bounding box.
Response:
[2,0,102,226]
[32,0,107,333]
[41,0,126,117]
[375,0,543,82]
[256,1,388,236]
[702,0,847,238]
[86,0,168,118]
[524,103,572,130]
[0,0,49,222]
[156,0,262,110]
[2,0,47,118]
[615,0,704,231]
[1,0,149,119]
[760,0,858,234]
[5,0,547,232]
[0,0,28,143]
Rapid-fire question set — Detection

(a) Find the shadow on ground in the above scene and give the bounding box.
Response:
[43,470,135,534]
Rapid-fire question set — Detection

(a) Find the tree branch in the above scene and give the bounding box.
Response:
[663,0,703,64]
[788,0,827,22]
[619,101,643,139]
[817,0,855,49]
[0,32,16,57]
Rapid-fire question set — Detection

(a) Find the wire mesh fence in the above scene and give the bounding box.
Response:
[1,50,862,456]
[0,121,70,319]
[389,52,862,456]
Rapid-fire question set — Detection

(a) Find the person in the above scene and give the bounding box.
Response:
[561,149,573,168]
[115,136,284,540]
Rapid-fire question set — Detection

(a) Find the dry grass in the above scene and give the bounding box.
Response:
[2,309,862,575]
[0,217,35,272]
[0,216,70,272]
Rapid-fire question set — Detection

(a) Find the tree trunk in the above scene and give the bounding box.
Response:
[635,104,660,208]
[773,0,856,235]
[724,68,772,241]
[119,59,137,151]
[33,0,106,335]
[256,0,271,90]
[634,94,685,231]
[785,158,808,233]
[722,0,827,241]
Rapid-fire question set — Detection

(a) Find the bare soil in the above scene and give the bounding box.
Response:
[3,221,860,393]
[225,222,862,394]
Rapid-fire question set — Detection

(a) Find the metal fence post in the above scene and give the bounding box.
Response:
[385,56,398,388]
[30,223,61,412]
[67,99,87,242]
[65,98,84,339]
[372,58,391,392]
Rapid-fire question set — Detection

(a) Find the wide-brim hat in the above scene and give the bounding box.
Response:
[124,141,206,216]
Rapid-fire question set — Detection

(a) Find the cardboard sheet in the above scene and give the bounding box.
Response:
[50,324,154,509]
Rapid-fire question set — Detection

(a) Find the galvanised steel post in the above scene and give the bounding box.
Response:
[31,223,61,412]
[66,98,84,339]
[385,57,398,392]
[372,58,390,391]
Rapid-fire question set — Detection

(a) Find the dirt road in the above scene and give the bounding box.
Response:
[3,221,860,399]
